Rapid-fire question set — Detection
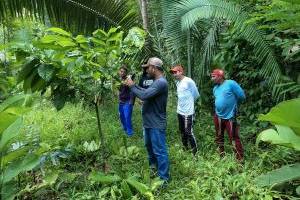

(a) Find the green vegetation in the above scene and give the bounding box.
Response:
[0,97,296,199]
[0,0,299,199]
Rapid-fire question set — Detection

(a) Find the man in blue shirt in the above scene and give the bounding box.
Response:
[211,69,245,161]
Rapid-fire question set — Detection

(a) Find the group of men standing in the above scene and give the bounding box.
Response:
[118,57,246,183]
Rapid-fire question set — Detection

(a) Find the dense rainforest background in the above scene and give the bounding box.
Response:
[0,0,299,199]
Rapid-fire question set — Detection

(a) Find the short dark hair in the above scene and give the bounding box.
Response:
[119,64,128,72]
[156,66,164,72]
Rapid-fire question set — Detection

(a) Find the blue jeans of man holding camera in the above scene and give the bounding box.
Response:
[144,128,169,181]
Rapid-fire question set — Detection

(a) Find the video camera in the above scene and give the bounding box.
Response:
[127,74,136,80]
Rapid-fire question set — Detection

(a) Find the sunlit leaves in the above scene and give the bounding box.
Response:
[14,26,145,110]
[37,64,55,82]
[0,95,37,200]
[256,125,300,150]
[75,35,88,44]
[46,27,72,37]
[0,117,23,151]
[258,98,300,135]
[255,163,300,187]
[89,171,121,184]
[256,98,300,191]
[2,154,40,184]
[123,27,146,55]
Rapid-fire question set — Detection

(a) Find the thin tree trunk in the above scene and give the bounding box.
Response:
[0,149,3,200]
[95,100,104,148]
[187,29,192,77]
[2,24,5,44]
[139,0,148,32]
[94,99,111,172]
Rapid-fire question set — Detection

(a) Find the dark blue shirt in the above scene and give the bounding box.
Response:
[131,77,168,129]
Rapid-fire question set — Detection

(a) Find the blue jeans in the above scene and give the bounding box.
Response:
[144,128,169,181]
[118,102,133,136]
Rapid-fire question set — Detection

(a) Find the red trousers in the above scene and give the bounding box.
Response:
[213,114,243,160]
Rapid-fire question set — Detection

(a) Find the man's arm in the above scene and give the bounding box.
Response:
[190,80,200,100]
[130,82,163,101]
[231,80,246,102]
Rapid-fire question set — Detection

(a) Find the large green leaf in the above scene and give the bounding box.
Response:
[30,75,46,92]
[0,95,30,134]
[123,27,146,54]
[297,185,300,195]
[258,98,300,135]
[2,146,30,165]
[0,117,23,151]
[255,163,300,187]
[40,35,75,48]
[1,106,31,116]
[75,35,88,44]
[93,29,108,39]
[0,112,19,134]
[256,125,300,151]
[88,171,121,184]
[52,91,67,111]
[47,27,72,37]
[3,153,40,184]
[56,39,77,48]
[107,32,123,42]
[17,58,40,83]
[91,38,106,46]
[121,180,133,199]
[40,35,60,44]
[38,64,55,82]
[23,69,38,93]
[126,177,154,200]
[0,94,26,112]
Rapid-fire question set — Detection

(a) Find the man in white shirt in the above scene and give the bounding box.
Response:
[170,65,200,155]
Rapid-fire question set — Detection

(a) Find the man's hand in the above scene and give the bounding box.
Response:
[124,76,135,87]
[137,99,144,105]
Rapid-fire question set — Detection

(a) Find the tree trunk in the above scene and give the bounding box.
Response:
[94,98,110,172]
[139,0,148,32]
[187,29,192,77]
[94,99,104,148]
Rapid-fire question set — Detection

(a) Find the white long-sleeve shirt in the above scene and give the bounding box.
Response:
[176,77,200,115]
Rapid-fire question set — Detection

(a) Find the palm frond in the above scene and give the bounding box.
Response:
[195,20,220,85]
[273,81,300,102]
[162,0,297,98]
[0,0,139,34]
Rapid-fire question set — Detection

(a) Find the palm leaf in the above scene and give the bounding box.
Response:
[162,0,299,98]
[0,0,139,33]
[196,20,220,84]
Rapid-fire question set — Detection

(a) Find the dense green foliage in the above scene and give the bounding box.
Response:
[255,98,300,193]
[0,0,299,199]
[0,0,139,34]
[1,98,296,199]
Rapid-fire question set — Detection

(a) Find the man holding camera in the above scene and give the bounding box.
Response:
[125,57,170,182]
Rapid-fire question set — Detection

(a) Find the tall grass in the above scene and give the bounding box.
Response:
[19,97,299,199]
